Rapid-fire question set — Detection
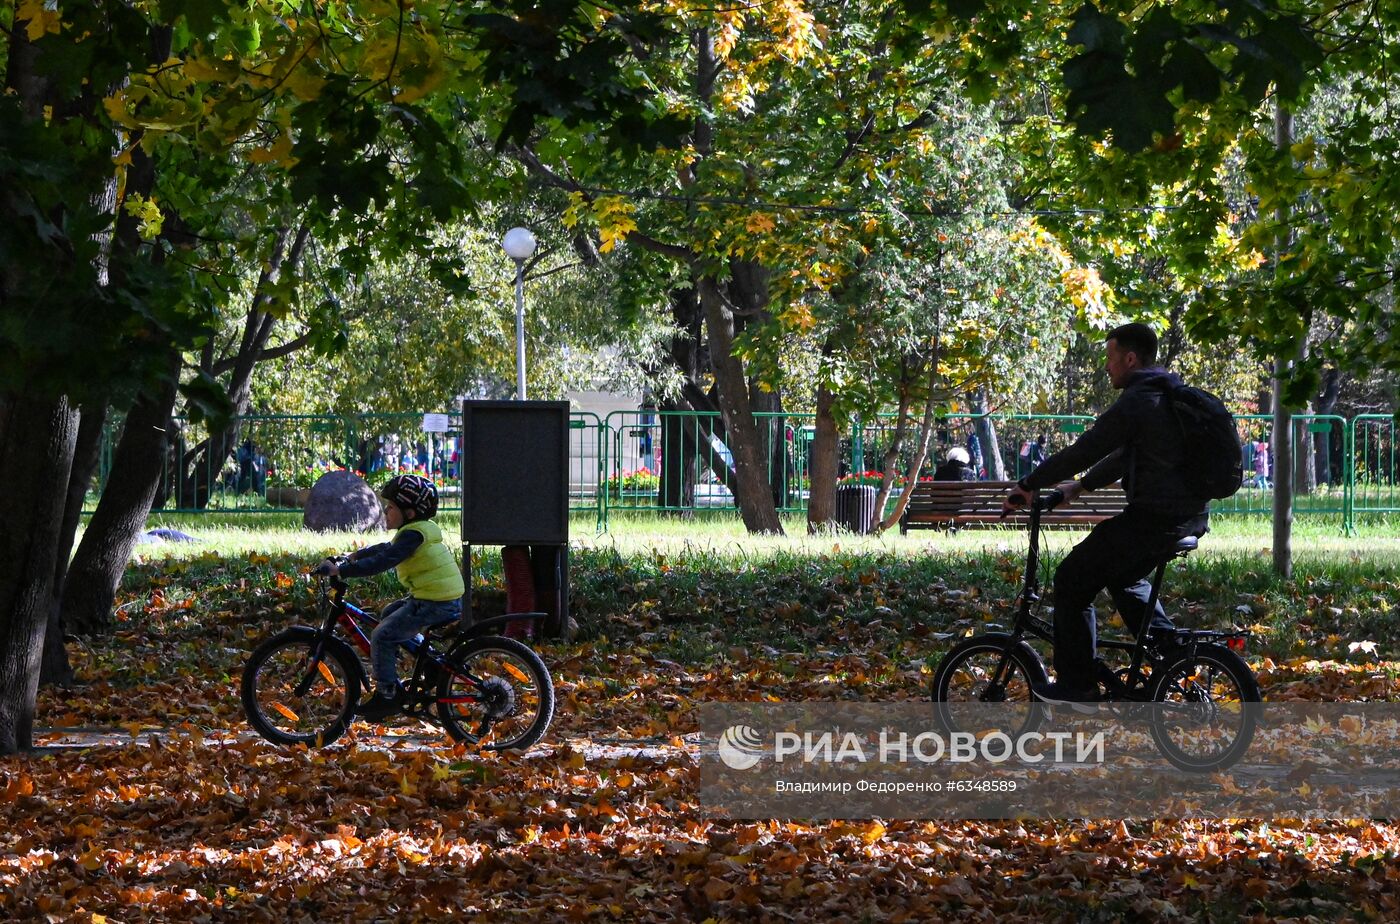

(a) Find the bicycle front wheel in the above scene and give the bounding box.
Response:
[1150,643,1260,772]
[242,627,362,747]
[930,633,1048,738]
[436,636,554,750]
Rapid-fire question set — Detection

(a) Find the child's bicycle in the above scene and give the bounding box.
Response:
[929,488,1261,772]
[241,564,554,750]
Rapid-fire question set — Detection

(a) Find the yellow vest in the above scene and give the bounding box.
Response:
[394,520,465,601]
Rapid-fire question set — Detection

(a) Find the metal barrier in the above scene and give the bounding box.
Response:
[87,408,1397,531]
[1350,414,1400,527]
[88,411,609,521]
[601,410,811,519]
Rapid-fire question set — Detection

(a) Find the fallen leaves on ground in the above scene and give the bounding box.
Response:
[5,552,1399,921]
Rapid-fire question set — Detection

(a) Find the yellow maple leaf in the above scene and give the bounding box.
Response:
[19,0,63,42]
[778,303,816,332]
[595,195,638,252]
[746,212,777,234]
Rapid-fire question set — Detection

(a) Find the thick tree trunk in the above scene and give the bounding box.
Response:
[40,403,109,686]
[699,278,783,534]
[0,395,79,754]
[749,385,787,508]
[807,381,840,532]
[971,390,1006,480]
[62,353,181,634]
[659,404,697,512]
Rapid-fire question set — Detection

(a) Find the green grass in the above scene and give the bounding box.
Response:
[116,508,1400,664]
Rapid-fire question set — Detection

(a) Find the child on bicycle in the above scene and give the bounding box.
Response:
[316,474,465,720]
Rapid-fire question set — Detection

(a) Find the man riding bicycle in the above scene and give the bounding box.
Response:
[1002,322,1211,709]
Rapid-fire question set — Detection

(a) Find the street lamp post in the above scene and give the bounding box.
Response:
[501,227,537,400]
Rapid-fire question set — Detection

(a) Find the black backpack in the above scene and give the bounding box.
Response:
[1165,385,1244,499]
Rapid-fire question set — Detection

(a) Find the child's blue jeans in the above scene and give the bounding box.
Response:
[370,596,462,691]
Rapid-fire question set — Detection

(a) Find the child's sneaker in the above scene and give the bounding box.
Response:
[357,685,403,721]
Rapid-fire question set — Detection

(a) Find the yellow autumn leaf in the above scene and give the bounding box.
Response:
[183,55,240,85]
[596,195,638,252]
[18,0,63,41]
[777,303,816,332]
[284,65,328,101]
[746,213,777,234]
[248,133,296,167]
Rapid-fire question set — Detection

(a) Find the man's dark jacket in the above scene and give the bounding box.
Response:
[1020,368,1208,519]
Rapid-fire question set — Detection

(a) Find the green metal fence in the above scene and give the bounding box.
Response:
[1350,414,1400,524]
[602,410,810,519]
[89,408,1396,531]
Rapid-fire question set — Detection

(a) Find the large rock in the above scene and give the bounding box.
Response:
[303,470,385,533]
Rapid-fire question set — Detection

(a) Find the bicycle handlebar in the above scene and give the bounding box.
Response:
[1000,486,1067,519]
[1038,488,1067,512]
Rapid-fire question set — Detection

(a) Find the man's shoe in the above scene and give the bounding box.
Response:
[357,687,402,721]
[1031,681,1102,715]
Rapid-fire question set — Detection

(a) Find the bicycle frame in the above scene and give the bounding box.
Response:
[990,490,1247,702]
[298,576,546,714]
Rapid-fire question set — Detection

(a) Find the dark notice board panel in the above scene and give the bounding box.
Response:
[460,400,570,545]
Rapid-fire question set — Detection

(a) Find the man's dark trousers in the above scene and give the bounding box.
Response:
[1051,507,1209,689]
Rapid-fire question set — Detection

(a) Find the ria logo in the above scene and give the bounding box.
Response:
[717,725,764,770]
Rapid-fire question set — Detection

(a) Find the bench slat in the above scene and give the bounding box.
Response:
[900,480,1127,531]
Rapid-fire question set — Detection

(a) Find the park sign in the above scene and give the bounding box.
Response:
[422,413,452,433]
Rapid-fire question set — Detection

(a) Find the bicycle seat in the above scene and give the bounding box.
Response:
[424,619,462,640]
[1168,536,1199,558]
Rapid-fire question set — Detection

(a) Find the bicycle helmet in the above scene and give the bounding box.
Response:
[380,473,438,519]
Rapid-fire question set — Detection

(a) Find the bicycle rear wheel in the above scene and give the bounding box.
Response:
[930,633,1048,738]
[242,627,363,747]
[1149,643,1260,772]
[436,636,554,750]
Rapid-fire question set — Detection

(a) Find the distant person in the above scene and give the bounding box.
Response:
[1253,437,1272,489]
[965,431,984,480]
[1018,434,1046,478]
[236,440,266,494]
[933,447,976,482]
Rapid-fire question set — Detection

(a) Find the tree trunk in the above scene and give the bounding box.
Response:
[1271,102,1295,579]
[876,347,942,534]
[1292,337,1315,496]
[179,221,310,508]
[40,402,109,686]
[807,380,840,532]
[62,352,181,634]
[659,404,697,512]
[699,278,783,534]
[971,390,1006,480]
[1314,367,1341,485]
[0,394,79,754]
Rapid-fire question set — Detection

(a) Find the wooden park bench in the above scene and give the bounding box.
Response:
[899,480,1128,532]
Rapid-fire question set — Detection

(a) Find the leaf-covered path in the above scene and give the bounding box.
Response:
[5,552,1400,920]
